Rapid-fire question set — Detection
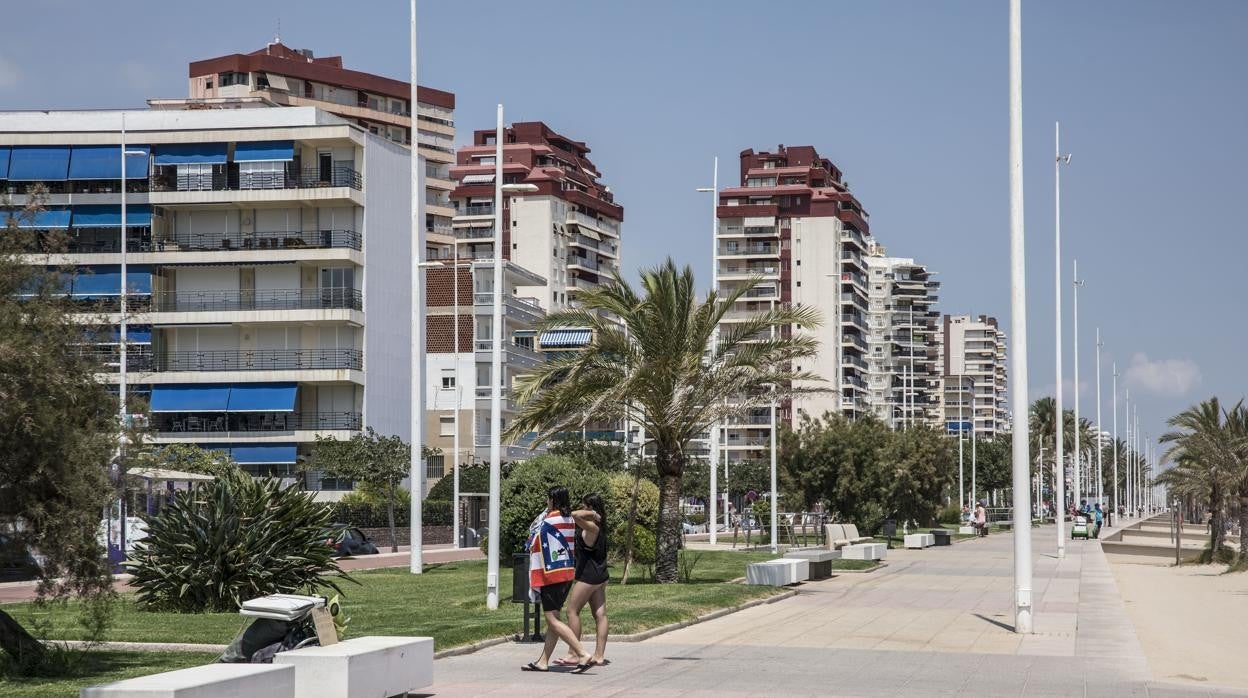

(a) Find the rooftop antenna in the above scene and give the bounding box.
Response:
[274,18,281,45]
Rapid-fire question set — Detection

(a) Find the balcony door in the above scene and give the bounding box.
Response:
[320,267,354,309]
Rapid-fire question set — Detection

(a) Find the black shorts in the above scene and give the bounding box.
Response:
[539,581,572,612]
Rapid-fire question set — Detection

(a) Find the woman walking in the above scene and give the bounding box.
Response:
[521,486,593,674]
[556,493,610,668]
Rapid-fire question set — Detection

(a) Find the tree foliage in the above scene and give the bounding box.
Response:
[312,428,411,552]
[496,455,609,561]
[0,190,117,671]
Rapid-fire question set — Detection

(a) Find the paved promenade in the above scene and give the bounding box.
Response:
[427,525,1246,696]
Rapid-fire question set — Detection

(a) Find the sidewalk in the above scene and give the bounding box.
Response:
[429,525,1246,696]
[0,544,484,604]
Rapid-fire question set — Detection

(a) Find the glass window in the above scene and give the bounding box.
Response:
[441,369,455,389]
[440,415,455,436]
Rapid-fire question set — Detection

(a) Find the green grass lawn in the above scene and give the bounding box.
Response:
[829,559,880,571]
[6,551,782,651]
[0,651,217,698]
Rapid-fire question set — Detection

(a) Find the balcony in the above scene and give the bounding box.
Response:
[150,165,362,193]
[152,411,362,434]
[151,288,362,313]
[568,255,599,271]
[153,229,361,253]
[474,340,543,365]
[455,203,495,217]
[454,227,495,240]
[721,243,778,256]
[152,349,362,372]
[568,210,619,237]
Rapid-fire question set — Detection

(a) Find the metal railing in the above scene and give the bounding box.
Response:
[152,411,362,433]
[151,288,362,312]
[455,227,495,240]
[472,293,543,314]
[155,229,361,252]
[150,165,362,192]
[569,255,599,270]
[153,348,362,372]
[456,204,494,216]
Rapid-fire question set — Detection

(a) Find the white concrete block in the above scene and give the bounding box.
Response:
[842,543,886,561]
[272,635,433,698]
[745,558,809,586]
[81,663,294,698]
[784,549,841,562]
[904,533,933,549]
[958,526,976,535]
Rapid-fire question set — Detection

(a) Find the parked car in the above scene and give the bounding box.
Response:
[0,534,40,582]
[321,525,379,557]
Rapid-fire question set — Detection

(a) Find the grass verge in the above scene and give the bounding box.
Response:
[829,559,880,572]
[0,651,216,698]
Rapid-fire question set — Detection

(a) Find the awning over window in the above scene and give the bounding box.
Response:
[153,143,228,166]
[0,147,10,179]
[8,207,72,229]
[460,173,495,185]
[234,141,295,162]
[71,265,152,297]
[149,385,232,413]
[72,204,153,228]
[230,443,297,465]
[68,145,150,180]
[539,329,592,349]
[227,383,297,412]
[8,146,71,181]
[261,73,289,91]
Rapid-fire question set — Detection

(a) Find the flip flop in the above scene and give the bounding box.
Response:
[521,662,548,672]
[570,662,593,674]
[552,657,579,666]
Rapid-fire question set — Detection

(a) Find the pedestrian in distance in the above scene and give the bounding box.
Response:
[521,486,593,674]
[974,501,988,537]
[1093,503,1104,539]
[555,492,610,669]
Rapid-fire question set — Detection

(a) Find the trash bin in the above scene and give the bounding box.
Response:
[511,553,530,603]
[931,529,952,546]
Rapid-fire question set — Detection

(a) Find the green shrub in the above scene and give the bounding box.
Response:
[338,482,411,509]
[324,500,452,527]
[687,512,707,526]
[426,463,489,500]
[497,455,609,560]
[938,505,962,525]
[605,472,659,558]
[752,498,771,529]
[627,525,656,566]
[126,475,347,612]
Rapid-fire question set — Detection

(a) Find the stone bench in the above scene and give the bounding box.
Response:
[903,533,935,549]
[824,523,873,550]
[841,543,887,561]
[81,663,294,698]
[272,635,433,698]
[784,548,841,579]
[746,558,809,586]
[958,526,976,535]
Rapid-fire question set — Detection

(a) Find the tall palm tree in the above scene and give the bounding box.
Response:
[1222,403,1248,556]
[506,259,823,583]
[1159,398,1237,554]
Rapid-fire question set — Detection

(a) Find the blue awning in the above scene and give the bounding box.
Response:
[71,265,151,297]
[8,146,71,181]
[68,145,150,180]
[227,383,297,412]
[88,326,152,344]
[149,385,232,413]
[153,143,228,166]
[0,147,10,179]
[539,329,592,348]
[230,444,297,465]
[7,207,72,229]
[72,204,152,228]
[234,140,294,162]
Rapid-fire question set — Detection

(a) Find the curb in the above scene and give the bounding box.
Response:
[609,589,797,642]
[829,562,887,574]
[54,640,227,653]
[433,635,510,659]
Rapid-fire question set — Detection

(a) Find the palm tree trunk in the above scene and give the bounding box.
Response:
[654,455,684,584]
[619,461,643,585]
[0,609,46,670]
[1239,480,1248,559]
[1210,481,1224,555]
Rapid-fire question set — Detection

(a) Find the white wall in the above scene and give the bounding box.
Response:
[254,265,300,292]
[511,196,559,311]
[167,326,239,351]
[176,267,239,293]
[790,216,842,420]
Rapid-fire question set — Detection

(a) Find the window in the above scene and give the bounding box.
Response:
[239,161,284,189]
[218,71,248,87]
[441,369,456,389]
[478,156,496,165]
[440,415,455,436]
[205,80,213,89]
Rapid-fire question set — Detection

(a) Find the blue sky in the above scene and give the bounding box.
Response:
[3,1,1244,461]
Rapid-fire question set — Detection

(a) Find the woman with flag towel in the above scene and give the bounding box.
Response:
[521,486,593,674]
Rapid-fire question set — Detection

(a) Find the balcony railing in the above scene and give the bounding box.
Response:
[155,229,361,253]
[153,348,362,372]
[153,411,362,433]
[151,165,362,192]
[569,255,599,270]
[455,204,495,216]
[151,288,362,312]
[455,227,495,240]
[472,293,543,315]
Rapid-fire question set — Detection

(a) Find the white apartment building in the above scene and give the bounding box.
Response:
[714,145,871,463]
[940,314,1009,439]
[0,107,411,497]
[864,250,941,429]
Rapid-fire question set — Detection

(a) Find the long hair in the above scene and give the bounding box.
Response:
[582,492,607,531]
[548,485,571,517]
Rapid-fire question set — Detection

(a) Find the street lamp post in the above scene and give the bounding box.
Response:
[1124,388,1131,519]
[408,0,427,576]
[1007,0,1034,633]
[1072,260,1083,511]
[697,159,719,545]
[1054,121,1071,557]
[1094,328,1103,510]
[958,375,966,512]
[114,114,146,561]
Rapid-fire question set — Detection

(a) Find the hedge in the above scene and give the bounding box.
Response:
[325,500,453,528]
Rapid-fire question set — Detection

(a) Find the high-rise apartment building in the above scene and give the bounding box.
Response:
[714,145,870,462]
[940,314,1009,438]
[449,122,623,313]
[864,248,941,429]
[161,42,456,257]
[0,107,411,498]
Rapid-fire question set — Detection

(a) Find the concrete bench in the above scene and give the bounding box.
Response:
[930,529,952,546]
[958,526,976,535]
[746,558,809,586]
[272,636,433,698]
[81,663,294,698]
[841,543,887,561]
[824,523,873,550]
[903,533,935,549]
[784,548,841,579]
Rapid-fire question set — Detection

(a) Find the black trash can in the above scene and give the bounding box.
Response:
[511,553,530,603]
[931,529,952,547]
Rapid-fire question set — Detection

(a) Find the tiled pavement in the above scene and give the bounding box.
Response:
[426,525,1246,696]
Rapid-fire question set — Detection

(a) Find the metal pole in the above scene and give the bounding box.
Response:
[909,304,915,430]
[972,402,977,506]
[1054,120,1069,557]
[119,113,128,430]
[1072,260,1082,510]
[485,103,505,608]
[770,297,778,554]
[1095,328,1103,510]
[451,240,461,548]
[408,0,426,574]
[958,375,965,512]
[1008,0,1034,633]
[707,157,719,546]
[1125,389,1131,519]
